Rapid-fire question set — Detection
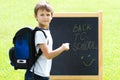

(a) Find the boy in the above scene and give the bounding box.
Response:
[25,1,70,80]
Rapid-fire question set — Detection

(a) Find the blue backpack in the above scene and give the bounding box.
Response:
[9,27,47,70]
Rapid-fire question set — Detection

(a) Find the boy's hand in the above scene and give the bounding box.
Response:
[62,43,70,51]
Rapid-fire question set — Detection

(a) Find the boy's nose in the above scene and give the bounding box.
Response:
[43,16,48,19]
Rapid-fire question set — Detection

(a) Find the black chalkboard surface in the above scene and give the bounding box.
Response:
[50,17,98,75]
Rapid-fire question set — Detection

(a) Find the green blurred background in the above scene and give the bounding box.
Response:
[0,0,120,80]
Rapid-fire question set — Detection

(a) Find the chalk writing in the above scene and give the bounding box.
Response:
[72,41,97,51]
[73,24,93,33]
[72,24,97,51]
[81,54,95,67]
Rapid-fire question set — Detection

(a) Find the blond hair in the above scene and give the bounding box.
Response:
[34,1,54,16]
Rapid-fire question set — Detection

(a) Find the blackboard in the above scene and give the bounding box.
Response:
[49,12,102,80]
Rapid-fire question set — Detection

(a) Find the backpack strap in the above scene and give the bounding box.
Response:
[34,27,47,38]
[32,27,48,73]
[32,27,47,58]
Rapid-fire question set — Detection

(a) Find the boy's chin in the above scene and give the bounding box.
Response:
[40,23,49,27]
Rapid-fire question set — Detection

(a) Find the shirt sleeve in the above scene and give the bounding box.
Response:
[35,31,46,47]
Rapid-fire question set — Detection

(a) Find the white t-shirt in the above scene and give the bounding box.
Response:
[31,29,53,77]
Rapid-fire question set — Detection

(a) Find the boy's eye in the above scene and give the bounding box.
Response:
[40,14,44,16]
[47,14,50,16]
[40,13,51,16]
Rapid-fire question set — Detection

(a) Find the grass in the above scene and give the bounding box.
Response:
[0,0,120,80]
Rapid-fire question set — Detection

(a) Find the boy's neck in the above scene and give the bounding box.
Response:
[38,24,49,29]
[37,25,49,30]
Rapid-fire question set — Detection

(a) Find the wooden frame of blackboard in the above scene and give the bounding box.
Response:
[50,12,102,80]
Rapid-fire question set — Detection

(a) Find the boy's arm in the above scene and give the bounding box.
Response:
[38,43,70,59]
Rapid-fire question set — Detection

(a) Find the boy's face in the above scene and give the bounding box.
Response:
[35,9,52,28]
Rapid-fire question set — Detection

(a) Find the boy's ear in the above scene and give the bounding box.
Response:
[51,14,53,20]
[34,14,38,21]
[51,16,53,20]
